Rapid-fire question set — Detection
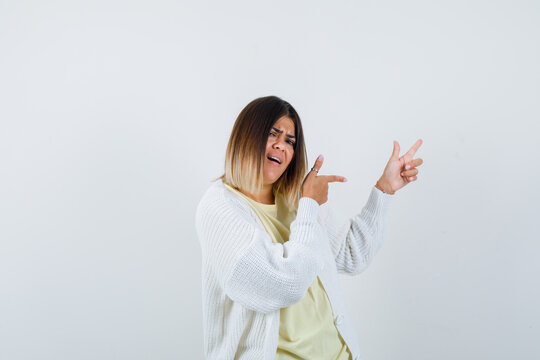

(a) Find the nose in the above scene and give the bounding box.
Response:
[273,138,286,150]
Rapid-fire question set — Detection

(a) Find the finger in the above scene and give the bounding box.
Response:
[322,175,348,183]
[403,158,423,171]
[410,158,423,168]
[405,139,423,157]
[400,169,418,177]
[309,154,324,176]
[390,140,400,160]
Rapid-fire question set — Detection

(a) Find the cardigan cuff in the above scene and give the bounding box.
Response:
[296,196,320,222]
[367,185,394,218]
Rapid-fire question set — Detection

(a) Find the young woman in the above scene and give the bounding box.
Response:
[195,96,423,360]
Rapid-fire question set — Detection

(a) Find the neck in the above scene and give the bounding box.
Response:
[239,183,275,205]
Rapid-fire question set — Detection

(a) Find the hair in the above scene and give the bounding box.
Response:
[212,95,308,212]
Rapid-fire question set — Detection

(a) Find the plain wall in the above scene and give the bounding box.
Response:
[0,0,538,359]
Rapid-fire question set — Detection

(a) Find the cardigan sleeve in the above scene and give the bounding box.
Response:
[196,195,326,314]
[323,185,393,276]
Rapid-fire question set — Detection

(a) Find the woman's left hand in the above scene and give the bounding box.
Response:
[376,139,423,195]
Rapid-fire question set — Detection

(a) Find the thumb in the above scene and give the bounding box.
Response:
[309,154,324,175]
[390,140,400,160]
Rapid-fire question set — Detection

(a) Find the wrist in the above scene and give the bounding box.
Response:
[375,180,395,195]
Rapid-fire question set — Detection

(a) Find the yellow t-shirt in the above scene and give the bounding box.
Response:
[223,183,352,360]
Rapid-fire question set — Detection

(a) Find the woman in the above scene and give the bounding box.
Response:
[195,96,423,360]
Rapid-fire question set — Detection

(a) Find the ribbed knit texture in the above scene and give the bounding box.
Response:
[195,179,393,360]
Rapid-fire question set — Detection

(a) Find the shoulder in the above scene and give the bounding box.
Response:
[196,179,256,226]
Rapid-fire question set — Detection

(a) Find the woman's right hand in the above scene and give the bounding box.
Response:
[301,155,348,206]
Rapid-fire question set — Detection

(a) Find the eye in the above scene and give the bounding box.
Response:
[270,132,296,147]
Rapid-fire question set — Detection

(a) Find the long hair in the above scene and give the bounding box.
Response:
[213,95,308,212]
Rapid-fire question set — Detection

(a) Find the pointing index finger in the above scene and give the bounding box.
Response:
[322,175,348,183]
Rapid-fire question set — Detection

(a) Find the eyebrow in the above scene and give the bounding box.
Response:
[272,127,296,140]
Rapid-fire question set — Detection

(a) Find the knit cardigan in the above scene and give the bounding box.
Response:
[195,179,393,360]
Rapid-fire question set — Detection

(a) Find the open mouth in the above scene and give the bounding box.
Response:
[267,157,281,165]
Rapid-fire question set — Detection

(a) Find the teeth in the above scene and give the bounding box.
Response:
[268,156,281,164]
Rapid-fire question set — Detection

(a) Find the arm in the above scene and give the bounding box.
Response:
[195,195,325,314]
[323,185,393,276]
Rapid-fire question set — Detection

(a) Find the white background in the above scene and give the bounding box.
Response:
[1,0,538,359]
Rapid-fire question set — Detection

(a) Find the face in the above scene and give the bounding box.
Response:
[264,116,296,185]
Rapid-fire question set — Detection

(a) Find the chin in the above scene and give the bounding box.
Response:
[264,172,283,184]
[264,164,287,182]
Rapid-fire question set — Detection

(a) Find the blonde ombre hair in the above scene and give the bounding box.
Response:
[213,96,308,212]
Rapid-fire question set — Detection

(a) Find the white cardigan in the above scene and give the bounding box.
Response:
[195,179,393,360]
